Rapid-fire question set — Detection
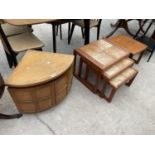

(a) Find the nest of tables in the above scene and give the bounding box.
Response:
[74,39,139,102]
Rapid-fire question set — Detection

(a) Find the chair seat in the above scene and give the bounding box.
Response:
[73,20,99,28]
[1,23,32,37]
[7,32,44,53]
[109,67,138,88]
[137,36,155,51]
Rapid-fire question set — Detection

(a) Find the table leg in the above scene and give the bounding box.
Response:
[129,51,145,64]
[84,65,89,80]
[94,73,102,93]
[135,51,145,64]
[111,19,120,27]
[52,24,57,53]
[84,19,90,44]
[0,113,23,119]
[126,72,138,87]
[108,88,117,103]
[73,51,77,75]
[106,19,135,38]
[78,58,83,77]
[136,51,145,64]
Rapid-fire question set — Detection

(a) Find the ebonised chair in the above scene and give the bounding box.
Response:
[56,25,62,40]
[68,19,102,44]
[56,22,72,41]
[0,23,44,68]
[1,23,32,37]
[134,19,155,62]
[0,73,22,119]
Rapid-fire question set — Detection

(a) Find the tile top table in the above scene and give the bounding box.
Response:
[108,34,147,54]
[108,34,148,63]
[75,39,129,71]
[74,39,138,102]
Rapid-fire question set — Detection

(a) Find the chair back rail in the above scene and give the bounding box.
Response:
[134,19,155,38]
[0,24,17,66]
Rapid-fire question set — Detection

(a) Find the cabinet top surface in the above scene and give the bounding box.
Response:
[6,50,74,87]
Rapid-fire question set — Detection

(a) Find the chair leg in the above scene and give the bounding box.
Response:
[68,22,71,40]
[5,51,13,68]
[52,24,57,53]
[147,51,154,62]
[97,25,101,40]
[68,24,75,44]
[10,52,17,67]
[56,25,58,36]
[59,25,62,40]
[81,28,85,38]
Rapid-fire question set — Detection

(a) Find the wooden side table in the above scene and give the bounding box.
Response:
[74,39,138,102]
[74,39,129,93]
[108,34,148,64]
[5,50,74,113]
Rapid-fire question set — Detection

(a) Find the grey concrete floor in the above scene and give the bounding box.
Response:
[0,19,155,134]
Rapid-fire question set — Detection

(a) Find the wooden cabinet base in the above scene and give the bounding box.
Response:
[8,66,73,113]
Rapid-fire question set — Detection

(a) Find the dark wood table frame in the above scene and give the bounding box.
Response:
[106,19,148,38]
[1,19,91,67]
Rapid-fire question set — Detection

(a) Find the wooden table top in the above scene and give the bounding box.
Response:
[108,34,148,54]
[2,19,59,26]
[75,39,129,71]
[5,50,74,87]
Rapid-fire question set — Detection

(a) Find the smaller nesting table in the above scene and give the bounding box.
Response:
[108,34,148,64]
[5,50,74,113]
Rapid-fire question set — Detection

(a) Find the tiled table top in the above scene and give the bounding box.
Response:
[108,34,148,54]
[75,39,129,71]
